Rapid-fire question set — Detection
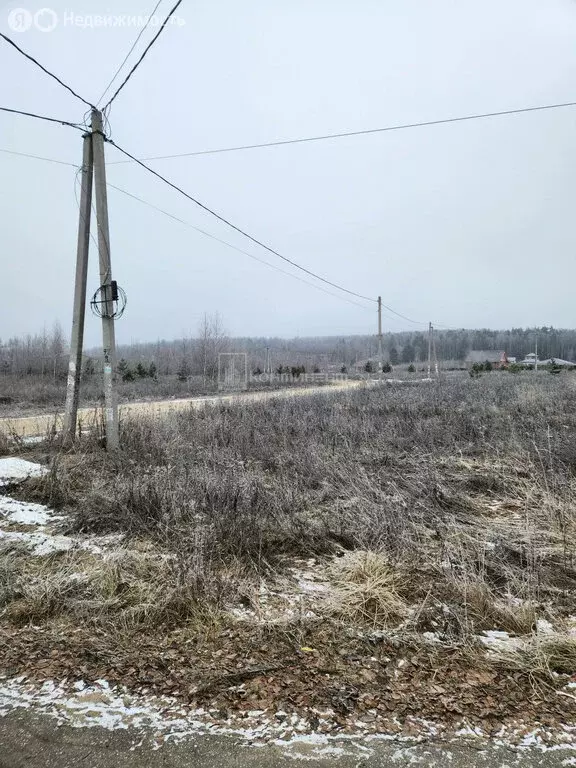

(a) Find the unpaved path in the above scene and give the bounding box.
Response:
[0,380,366,439]
[0,709,571,768]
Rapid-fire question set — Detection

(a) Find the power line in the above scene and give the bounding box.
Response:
[107,137,376,304]
[96,0,166,107]
[0,32,93,108]
[106,181,372,310]
[0,143,452,326]
[102,0,184,111]
[0,148,76,166]
[107,99,576,165]
[0,106,85,131]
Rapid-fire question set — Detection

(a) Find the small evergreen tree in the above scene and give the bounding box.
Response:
[364,360,374,373]
[177,358,190,382]
[117,358,134,382]
[148,362,157,380]
[83,357,95,376]
[382,361,392,373]
[407,363,415,373]
[340,365,347,374]
[136,362,148,378]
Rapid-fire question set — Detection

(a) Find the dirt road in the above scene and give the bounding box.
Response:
[0,708,570,768]
[0,380,367,440]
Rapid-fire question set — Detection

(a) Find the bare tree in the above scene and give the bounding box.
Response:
[49,322,66,380]
[193,313,229,388]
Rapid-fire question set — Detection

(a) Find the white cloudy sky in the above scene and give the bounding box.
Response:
[1,0,576,345]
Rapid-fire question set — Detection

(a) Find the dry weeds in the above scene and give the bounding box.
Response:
[3,374,576,713]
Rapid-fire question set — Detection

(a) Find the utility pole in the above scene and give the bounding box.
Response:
[431,323,439,377]
[91,108,119,450]
[427,322,432,378]
[63,132,94,443]
[377,296,383,374]
[535,336,539,372]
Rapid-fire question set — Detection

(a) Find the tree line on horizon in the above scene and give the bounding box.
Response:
[2,321,575,378]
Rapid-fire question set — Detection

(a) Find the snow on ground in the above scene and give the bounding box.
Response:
[0,458,47,487]
[0,458,122,555]
[1,675,576,757]
[227,559,331,625]
[0,496,55,526]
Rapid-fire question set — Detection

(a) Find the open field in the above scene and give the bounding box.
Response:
[2,373,576,750]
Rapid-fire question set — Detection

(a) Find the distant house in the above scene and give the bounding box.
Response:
[465,350,509,369]
[518,354,576,368]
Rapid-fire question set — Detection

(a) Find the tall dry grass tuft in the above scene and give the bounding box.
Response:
[330,550,407,626]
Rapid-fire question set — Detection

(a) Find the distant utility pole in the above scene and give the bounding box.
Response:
[91,109,119,450]
[63,132,93,443]
[427,322,432,377]
[377,296,383,373]
[265,345,271,378]
[427,322,439,378]
[63,109,119,451]
[535,336,539,372]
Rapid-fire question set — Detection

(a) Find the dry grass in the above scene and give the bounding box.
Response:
[0,547,224,629]
[330,550,407,626]
[454,581,537,635]
[4,373,576,653]
[493,634,576,676]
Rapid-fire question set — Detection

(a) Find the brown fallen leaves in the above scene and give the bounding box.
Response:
[0,617,573,734]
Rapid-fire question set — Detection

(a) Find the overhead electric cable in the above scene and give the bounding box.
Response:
[0,106,84,131]
[102,0,184,111]
[0,106,85,131]
[96,0,165,106]
[106,180,373,310]
[107,100,576,164]
[0,32,94,108]
[107,138,376,303]
[0,142,454,327]
[0,147,76,166]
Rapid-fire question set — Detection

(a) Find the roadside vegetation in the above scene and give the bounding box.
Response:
[2,373,576,730]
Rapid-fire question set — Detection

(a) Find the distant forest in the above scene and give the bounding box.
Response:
[2,320,575,377]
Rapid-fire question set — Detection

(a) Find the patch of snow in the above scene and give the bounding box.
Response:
[0,529,74,555]
[0,528,124,557]
[0,458,47,487]
[537,618,555,635]
[421,632,441,643]
[0,496,55,526]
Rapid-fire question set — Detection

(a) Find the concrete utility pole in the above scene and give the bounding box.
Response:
[377,296,383,374]
[91,108,119,450]
[427,322,439,378]
[427,322,432,378]
[63,132,94,443]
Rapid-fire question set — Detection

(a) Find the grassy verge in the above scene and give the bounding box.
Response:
[2,373,576,727]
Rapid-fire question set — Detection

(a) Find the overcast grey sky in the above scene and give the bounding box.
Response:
[1,0,576,345]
